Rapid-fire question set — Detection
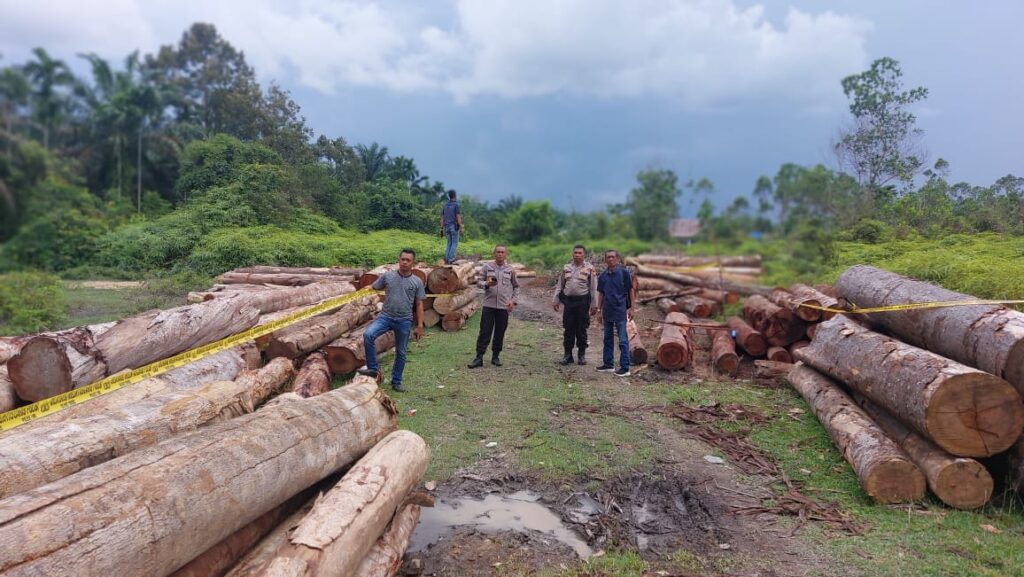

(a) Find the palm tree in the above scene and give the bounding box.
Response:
[0,66,30,157]
[22,48,74,150]
[354,142,389,181]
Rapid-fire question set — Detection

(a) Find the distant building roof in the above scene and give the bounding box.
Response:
[669,218,701,239]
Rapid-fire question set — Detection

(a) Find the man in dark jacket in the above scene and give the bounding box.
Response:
[595,249,636,377]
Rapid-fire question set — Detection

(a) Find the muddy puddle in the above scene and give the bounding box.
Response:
[408,490,594,558]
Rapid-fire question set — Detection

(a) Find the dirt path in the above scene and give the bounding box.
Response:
[403,281,840,577]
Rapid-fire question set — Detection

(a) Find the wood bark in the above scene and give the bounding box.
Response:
[793,315,1024,457]
[852,393,993,509]
[211,282,355,314]
[353,504,421,577]
[675,295,718,318]
[218,272,357,286]
[656,312,693,370]
[0,322,117,365]
[766,346,793,364]
[656,297,680,315]
[432,287,479,315]
[695,288,740,305]
[769,288,821,322]
[754,360,795,381]
[638,290,663,301]
[0,357,295,499]
[291,352,332,398]
[249,430,430,577]
[726,316,767,357]
[634,254,762,268]
[266,297,378,359]
[788,340,811,356]
[637,277,676,292]
[233,266,364,277]
[786,364,926,503]
[711,329,739,376]
[836,264,1024,397]
[743,294,805,347]
[626,319,648,365]
[225,502,316,577]
[789,284,839,320]
[0,366,17,413]
[632,263,772,297]
[427,262,477,294]
[324,325,396,375]
[442,299,482,332]
[0,381,398,577]
[815,284,837,298]
[6,322,117,402]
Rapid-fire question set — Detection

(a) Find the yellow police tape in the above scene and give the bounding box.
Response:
[799,299,1024,315]
[0,286,386,432]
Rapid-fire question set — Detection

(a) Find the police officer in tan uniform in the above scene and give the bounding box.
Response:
[468,245,520,368]
[552,244,598,365]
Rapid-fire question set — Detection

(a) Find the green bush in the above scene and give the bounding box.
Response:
[0,271,67,334]
[840,219,893,244]
[502,200,556,244]
[175,134,282,198]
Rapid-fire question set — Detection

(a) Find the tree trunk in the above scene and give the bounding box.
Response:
[836,264,1024,397]
[637,278,676,292]
[711,329,739,376]
[695,288,740,305]
[789,283,839,320]
[0,366,17,413]
[786,364,926,503]
[0,358,295,500]
[427,262,477,294]
[291,352,332,398]
[422,308,441,328]
[266,297,378,359]
[656,298,679,315]
[632,263,772,297]
[233,266,365,277]
[442,299,482,332]
[6,322,117,402]
[743,295,805,347]
[205,282,355,315]
[218,272,355,287]
[249,431,430,577]
[766,346,792,364]
[726,316,767,357]
[852,393,993,509]
[634,254,762,268]
[656,312,693,370]
[0,382,398,577]
[353,505,421,577]
[358,266,428,289]
[324,325,396,375]
[675,295,718,318]
[626,319,647,365]
[769,288,820,322]
[225,501,316,577]
[793,315,1024,457]
[432,287,479,315]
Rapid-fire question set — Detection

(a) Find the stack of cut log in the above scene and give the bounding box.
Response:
[787,265,1024,509]
[0,276,432,576]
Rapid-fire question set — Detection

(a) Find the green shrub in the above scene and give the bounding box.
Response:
[175,134,282,198]
[0,271,67,334]
[840,219,893,244]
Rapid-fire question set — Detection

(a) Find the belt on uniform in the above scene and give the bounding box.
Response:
[563,294,591,301]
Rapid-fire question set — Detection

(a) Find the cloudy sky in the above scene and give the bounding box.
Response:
[1,1,1021,214]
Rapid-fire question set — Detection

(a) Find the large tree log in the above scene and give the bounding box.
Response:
[786,364,926,503]
[726,316,767,357]
[656,297,680,315]
[233,266,364,277]
[754,360,795,381]
[10,299,259,402]
[656,312,693,370]
[324,325,397,375]
[711,329,739,376]
[225,501,316,577]
[250,430,430,577]
[291,352,332,398]
[218,272,355,287]
[358,266,428,290]
[626,319,648,365]
[442,299,482,332]
[766,346,793,364]
[634,254,762,268]
[695,288,740,305]
[0,366,17,413]
[0,322,116,365]
[427,262,477,294]
[0,358,295,499]
[743,294,805,347]
[631,263,772,297]
[266,297,378,359]
[793,315,1024,457]
[675,295,718,318]
[852,393,993,509]
[199,282,355,315]
[815,284,837,298]
[769,288,821,322]
[0,381,398,577]
[836,264,1024,396]
[789,283,838,320]
[422,308,441,328]
[353,504,421,577]
[432,287,479,315]
[637,277,677,292]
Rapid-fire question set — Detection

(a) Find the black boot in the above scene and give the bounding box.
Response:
[577,348,587,365]
[491,353,502,367]
[468,355,484,369]
[559,351,574,365]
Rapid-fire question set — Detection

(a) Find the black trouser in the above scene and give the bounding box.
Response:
[562,295,590,354]
[476,306,509,356]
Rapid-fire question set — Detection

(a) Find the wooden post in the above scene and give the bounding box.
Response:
[626,319,648,365]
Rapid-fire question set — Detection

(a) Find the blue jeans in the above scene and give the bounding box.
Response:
[444,225,460,264]
[363,315,412,385]
[603,318,630,370]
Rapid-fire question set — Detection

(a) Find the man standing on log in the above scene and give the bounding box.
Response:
[596,249,635,377]
[358,248,426,392]
[469,245,519,368]
[441,189,464,265]
[552,244,597,365]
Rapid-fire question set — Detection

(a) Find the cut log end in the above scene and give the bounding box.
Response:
[865,459,927,504]
[932,460,994,510]
[926,374,1024,457]
[8,337,73,402]
[656,344,689,370]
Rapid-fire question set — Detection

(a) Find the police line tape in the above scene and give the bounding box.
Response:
[798,299,1024,315]
[0,286,389,432]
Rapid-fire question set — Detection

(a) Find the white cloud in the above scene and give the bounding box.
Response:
[0,0,872,109]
